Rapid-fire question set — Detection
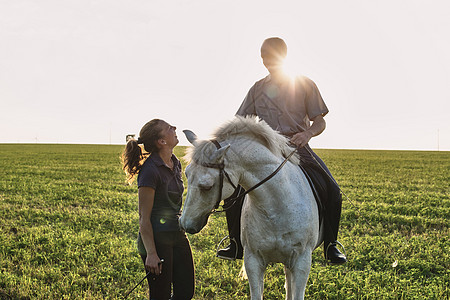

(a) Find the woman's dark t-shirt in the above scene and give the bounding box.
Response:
[137,152,184,232]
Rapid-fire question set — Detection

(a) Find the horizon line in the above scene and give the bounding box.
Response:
[0,142,448,152]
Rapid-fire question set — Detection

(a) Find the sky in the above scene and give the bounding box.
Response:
[1,0,449,150]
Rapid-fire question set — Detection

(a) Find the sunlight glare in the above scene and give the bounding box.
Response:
[282,54,301,79]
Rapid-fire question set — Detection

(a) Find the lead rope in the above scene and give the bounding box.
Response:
[124,259,165,298]
[304,146,403,268]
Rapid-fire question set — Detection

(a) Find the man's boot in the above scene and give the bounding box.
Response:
[324,198,347,265]
[325,242,347,265]
[216,186,245,260]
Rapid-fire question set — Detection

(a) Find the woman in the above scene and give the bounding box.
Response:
[122,119,195,300]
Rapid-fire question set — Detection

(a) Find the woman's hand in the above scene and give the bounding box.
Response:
[145,253,163,275]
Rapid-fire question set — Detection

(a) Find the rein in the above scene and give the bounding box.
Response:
[198,140,297,214]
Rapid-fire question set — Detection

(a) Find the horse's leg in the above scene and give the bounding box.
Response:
[284,265,293,300]
[288,250,313,300]
[244,252,266,300]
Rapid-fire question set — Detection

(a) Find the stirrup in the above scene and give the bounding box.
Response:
[216,236,238,260]
[325,240,347,265]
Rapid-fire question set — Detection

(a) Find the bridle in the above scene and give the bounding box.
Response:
[196,139,297,214]
[197,140,238,213]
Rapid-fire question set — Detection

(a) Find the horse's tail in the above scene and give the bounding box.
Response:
[239,261,248,280]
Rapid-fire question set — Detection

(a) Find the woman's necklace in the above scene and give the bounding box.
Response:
[165,159,174,170]
[160,150,174,170]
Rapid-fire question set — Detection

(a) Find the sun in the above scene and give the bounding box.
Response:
[281,55,301,79]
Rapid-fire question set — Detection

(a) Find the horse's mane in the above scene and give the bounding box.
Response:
[185,115,299,165]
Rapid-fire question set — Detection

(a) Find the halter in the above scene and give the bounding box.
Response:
[198,140,238,213]
[197,139,297,214]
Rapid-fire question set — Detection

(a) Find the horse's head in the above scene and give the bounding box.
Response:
[179,130,238,234]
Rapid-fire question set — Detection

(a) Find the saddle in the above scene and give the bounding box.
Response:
[299,163,327,231]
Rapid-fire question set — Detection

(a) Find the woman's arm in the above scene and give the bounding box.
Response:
[138,186,162,275]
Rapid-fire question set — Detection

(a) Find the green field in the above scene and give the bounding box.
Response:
[0,144,448,299]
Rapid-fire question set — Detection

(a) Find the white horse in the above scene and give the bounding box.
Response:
[180,116,323,300]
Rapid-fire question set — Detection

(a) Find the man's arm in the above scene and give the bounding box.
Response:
[236,85,256,116]
[290,114,326,148]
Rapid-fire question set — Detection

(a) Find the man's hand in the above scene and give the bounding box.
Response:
[291,131,313,148]
[291,115,326,148]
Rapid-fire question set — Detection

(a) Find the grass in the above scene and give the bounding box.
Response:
[0,144,448,299]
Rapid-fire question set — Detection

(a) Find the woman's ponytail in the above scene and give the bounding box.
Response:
[121,119,165,184]
[121,139,147,185]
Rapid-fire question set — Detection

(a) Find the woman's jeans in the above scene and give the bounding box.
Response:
[140,231,194,300]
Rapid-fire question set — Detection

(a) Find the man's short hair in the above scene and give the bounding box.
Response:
[261,37,288,58]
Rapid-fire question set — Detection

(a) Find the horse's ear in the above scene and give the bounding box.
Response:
[212,144,230,163]
[183,130,199,146]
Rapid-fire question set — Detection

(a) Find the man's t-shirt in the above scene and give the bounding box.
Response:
[137,152,184,232]
[236,75,329,136]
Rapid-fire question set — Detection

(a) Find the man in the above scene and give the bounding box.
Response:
[217,37,347,265]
